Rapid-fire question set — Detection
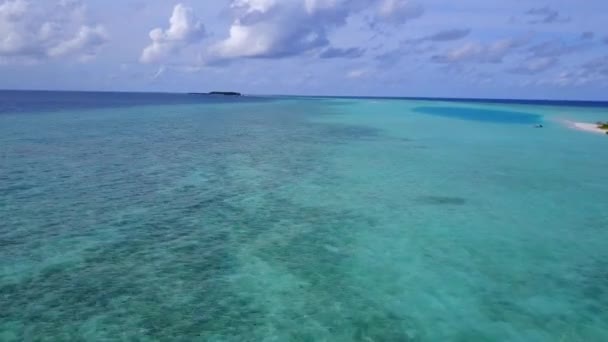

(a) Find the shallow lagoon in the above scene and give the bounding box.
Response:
[1,93,608,340]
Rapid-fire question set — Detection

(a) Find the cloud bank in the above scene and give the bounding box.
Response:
[0,0,108,62]
[206,0,422,62]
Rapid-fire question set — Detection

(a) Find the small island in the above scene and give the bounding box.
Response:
[597,122,608,135]
[566,120,608,135]
[188,91,242,96]
[209,91,242,96]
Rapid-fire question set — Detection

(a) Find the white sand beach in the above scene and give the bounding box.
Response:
[563,120,607,134]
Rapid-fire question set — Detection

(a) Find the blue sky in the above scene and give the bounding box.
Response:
[1,0,607,99]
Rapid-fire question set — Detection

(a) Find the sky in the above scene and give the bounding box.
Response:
[1,0,607,100]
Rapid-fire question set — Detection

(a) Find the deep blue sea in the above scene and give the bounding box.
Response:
[1,91,608,341]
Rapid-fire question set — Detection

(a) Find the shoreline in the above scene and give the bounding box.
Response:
[562,120,607,135]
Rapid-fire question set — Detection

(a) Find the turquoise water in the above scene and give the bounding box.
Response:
[411,106,542,124]
[1,92,608,341]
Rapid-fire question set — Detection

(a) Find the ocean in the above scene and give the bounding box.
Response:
[1,91,607,341]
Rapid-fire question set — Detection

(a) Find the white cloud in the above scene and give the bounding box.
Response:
[432,38,527,64]
[207,0,421,62]
[509,57,557,74]
[209,0,354,60]
[533,57,608,87]
[0,0,108,62]
[48,25,107,59]
[346,68,371,79]
[528,39,589,58]
[234,0,277,14]
[549,70,591,87]
[377,0,423,24]
[140,4,206,64]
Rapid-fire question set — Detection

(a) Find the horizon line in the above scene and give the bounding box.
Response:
[1,88,607,104]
